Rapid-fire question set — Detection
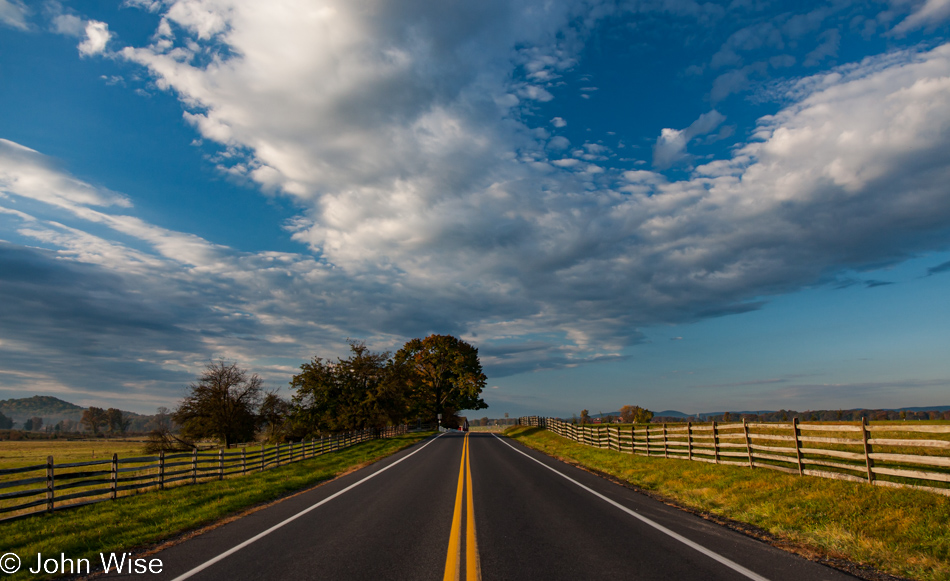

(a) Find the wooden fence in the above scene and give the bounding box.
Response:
[0,425,408,522]
[518,416,950,496]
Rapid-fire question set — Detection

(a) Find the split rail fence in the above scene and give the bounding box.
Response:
[519,416,950,496]
[0,425,408,522]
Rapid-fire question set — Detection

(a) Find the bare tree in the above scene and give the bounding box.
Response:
[155,406,171,430]
[144,426,194,453]
[173,361,263,448]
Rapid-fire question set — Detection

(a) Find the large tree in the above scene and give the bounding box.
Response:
[619,405,654,424]
[106,408,130,434]
[81,407,109,435]
[394,334,487,425]
[173,361,263,448]
[290,342,408,433]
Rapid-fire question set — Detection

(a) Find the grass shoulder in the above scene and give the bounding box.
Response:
[0,432,434,579]
[504,426,948,581]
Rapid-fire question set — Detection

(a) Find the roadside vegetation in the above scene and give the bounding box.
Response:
[0,432,432,580]
[157,333,486,451]
[506,425,950,581]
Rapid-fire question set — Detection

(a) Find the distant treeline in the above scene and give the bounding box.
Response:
[0,409,172,439]
[0,395,171,437]
[653,408,950,423]
[157,334,487,450]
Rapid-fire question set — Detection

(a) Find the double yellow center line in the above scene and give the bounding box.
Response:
[443,432,481,581]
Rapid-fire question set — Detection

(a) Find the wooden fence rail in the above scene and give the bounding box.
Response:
[0,425,409,522]
[518,416,950,496]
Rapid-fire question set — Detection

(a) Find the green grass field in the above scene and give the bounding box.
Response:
[0,439,151,468]
[506,426,950,581]
[0,432,433,579]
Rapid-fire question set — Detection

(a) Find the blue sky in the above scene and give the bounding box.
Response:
[1,0,949,417]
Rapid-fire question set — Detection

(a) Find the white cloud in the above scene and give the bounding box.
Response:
[52,14,84,36]
[551,117,567,127]
[652,110,726,169]
[711,62,767,101]
[804,29,840,67]
[21,0,949,379]
[519,84,555,101]
[0,0,28,30]
[891,0,950,34]
[0,139,131,208]
[78,20,111,56]
[547,136,571,150]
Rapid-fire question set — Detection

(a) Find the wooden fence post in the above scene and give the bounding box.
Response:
[687,422,693,461]
[713,421,720,464]
[792,417,804,476]
[192,448,198,484]
[159,451,165,490]
[289,442,294,463]
[218,449,224,480]
[46,455,54,513]
[663,424,669,458]
[241,447,246,475]
[743,418,753,468]
[276,443,281,466]
[645,424,651,456]
[862,417,875,484]
[260,443,265,472]
[111,453,118,500]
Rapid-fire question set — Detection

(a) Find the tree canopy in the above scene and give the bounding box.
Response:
[619,405,654,424]
[394,334,487,425]
[290,342,409,434]
[173,361,263,448]
[163,334,488,446]
[81,407,108,435]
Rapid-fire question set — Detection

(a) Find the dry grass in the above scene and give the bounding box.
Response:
[0,440,150,468]
[506,426,950,581]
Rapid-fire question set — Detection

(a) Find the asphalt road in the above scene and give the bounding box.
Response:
[114,432,857,581]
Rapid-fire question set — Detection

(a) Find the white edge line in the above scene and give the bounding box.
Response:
[492,434,770,581]
[171,433,446,581]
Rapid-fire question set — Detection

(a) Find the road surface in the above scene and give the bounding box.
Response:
[121,432,856,580]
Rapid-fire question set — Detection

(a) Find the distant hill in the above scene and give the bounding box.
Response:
[654,410,690,418]
[0,395,85,423]
[895,405,950,412]
[593,405,950,423]
[695,410,777,420]
[0,396,154,431]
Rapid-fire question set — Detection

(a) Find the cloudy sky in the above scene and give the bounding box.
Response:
[1,0,949,417]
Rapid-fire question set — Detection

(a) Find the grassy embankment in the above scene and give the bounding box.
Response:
[0,432,433,579]
[506,425,950,581]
